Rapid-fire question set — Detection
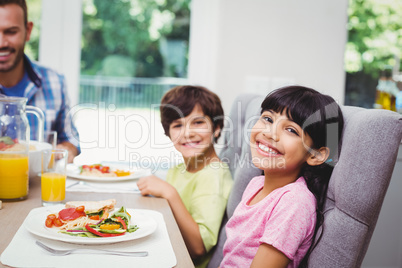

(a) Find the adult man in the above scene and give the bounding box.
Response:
[0,0,79,162]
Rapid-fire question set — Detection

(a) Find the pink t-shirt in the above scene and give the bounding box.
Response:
[220,176,317,268]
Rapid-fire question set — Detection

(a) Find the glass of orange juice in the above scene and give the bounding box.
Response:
[41,149,68,206]
[0,152,29,201]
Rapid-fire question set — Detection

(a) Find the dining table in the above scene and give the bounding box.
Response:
[0,174,194,268]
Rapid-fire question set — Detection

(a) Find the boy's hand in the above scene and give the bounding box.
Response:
[137,175,175,199]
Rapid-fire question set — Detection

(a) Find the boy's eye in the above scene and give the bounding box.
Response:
[193,120,205,125]
[171,123,182,128]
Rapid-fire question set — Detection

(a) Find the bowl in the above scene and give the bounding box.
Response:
[29,141,52,178]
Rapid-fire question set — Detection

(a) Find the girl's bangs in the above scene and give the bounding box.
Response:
[261,88,317,127]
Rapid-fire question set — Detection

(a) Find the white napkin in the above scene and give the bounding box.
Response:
[0,209,177,268]
[66,178,141,193]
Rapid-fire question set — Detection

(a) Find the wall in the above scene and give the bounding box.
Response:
[39,0,82,106]
[188,0,349,111]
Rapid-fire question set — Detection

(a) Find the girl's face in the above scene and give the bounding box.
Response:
[169,104,219,160]
[250,110,314,179]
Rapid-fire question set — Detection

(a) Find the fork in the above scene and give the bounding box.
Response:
[36,241,148,257]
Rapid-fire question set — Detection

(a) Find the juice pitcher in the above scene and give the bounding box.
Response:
[0,95,44,201]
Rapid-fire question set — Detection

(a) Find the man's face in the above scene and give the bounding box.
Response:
[0,3,33,73]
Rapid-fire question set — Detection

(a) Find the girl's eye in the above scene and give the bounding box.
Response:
[286,128,299,136]
[262,116,273,123]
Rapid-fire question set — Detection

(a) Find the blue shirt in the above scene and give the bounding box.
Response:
[0,55,80,151]
[1,71,29,97]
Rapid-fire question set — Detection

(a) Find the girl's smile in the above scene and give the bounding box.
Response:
[256,141,281,156]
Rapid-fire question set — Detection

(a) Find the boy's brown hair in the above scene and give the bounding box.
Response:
[0,0,28,26]
[160,85,224,143]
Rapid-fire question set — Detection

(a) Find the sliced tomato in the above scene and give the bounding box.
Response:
[45,218,54,228]
[100,166,110,173]
[53,218,63,227]
[92,164,102,170]
[75,206,85,213]
[47,214,56,220]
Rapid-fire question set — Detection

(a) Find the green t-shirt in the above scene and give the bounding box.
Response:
[166,161,233,268]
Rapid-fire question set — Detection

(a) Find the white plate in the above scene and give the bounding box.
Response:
[24,206,158,245]
[66,164,149,182]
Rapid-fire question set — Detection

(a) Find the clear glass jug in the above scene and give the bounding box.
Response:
[0,95,44,201]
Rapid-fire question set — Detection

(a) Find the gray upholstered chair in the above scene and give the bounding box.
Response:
[208,93,402,268]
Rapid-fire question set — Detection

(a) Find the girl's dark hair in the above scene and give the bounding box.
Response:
[160,85,224,143]
[260,86,344,267]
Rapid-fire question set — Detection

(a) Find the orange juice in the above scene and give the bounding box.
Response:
[0,154,29,200]
[41,172,66,202]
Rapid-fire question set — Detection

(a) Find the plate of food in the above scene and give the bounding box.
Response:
[24,199,158,245]
[66,163,149,182]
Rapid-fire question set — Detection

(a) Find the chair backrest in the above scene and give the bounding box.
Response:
[208,93,402,267]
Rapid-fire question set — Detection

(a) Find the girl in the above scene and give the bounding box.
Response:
[137,85,233,268]
[220,86,344,268]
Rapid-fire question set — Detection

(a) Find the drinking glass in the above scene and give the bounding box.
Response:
[41,149,68,206]
[46,130,57,149]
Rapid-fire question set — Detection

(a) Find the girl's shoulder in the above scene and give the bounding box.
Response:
[278,177,316,206]
[284,177,312,193]
[243,175,265,195]
[248,175,265,187]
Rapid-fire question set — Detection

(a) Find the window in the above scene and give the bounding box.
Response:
[344,0,402,111]
[25,0,42,61]
[79,0,191,108]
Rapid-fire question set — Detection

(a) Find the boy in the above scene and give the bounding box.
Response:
[137,85,233,267]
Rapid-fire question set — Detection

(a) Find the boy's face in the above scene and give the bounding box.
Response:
[168,104,219,160]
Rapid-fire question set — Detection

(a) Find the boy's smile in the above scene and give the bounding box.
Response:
[182,141,201,147]
[169,104,219,162]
